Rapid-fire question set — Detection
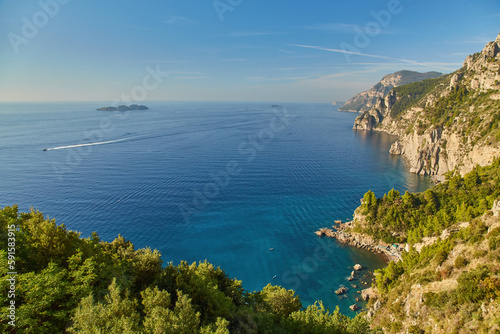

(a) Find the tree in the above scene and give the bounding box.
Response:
[199,318,230,334]
[14,262,72,334]
[385,189,401,203]
[132,247,163,292]
[68,279,141,334]
[169,291,201,334]
[142,286,173,334]
[464,167,481,189]
[259,284,302,319]
[362,190,378,215]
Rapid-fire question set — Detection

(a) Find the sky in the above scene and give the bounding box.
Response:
[0,0,499,103]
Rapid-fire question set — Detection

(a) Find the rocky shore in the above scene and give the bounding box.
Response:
[316,220,400,313]
[315,220,404,262]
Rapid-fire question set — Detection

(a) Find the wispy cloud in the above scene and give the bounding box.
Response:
[246,75,314,82]
[174,76,210,80]
[172,71,207,75]
[304,23,398,35]
[446,39,490,45]
[162,16,195,25]
[289,44,404,61]
[288,44,462,70]
[171,71,209,80]
[304,23,359,33]
[226,31,284,37]
[245,68,385,87]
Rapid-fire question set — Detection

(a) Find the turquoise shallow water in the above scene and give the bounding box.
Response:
[0,101,432,314]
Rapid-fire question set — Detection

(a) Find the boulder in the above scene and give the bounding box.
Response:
[349,304,359,311]
[354,264,362,271]
[361,291,370,301]
[389,141,404,155]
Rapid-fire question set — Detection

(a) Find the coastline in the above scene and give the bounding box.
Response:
[315,220,404,263]
[314,219,395,309]
[315,219,405,306]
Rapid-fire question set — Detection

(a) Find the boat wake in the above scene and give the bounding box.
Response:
[42,135,147,151]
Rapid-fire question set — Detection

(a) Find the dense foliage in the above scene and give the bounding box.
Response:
[384,57,500,145]
[0,206,375,334]
[355,160,500,332]
[389,77,443,118]
[356,158,500,244]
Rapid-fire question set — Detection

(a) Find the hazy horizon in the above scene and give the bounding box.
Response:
[0,0,499,103]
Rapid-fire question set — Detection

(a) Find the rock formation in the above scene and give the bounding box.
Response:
[352,91,396,130]
[340,70,442,113]
[335,286,347,295]
[352,32,500,176]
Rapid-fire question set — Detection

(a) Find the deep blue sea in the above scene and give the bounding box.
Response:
[0,101,432,314]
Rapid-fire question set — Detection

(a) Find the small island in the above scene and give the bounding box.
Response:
[97,104,149,111]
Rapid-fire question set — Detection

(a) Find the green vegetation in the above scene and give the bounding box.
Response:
[354,160,500,332]
[341,70,443,112]
[0,206,375,334]
[421,86,500,146]
[356,158,500,244]
[388,69,500,144]
[390,77,443,118]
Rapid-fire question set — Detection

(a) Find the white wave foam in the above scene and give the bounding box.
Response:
[43,135,145,151]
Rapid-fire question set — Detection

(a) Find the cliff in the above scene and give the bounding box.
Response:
[346,159,500,333]
[340,70,442,113]
[353,32,500,176]
[314,159,500,332]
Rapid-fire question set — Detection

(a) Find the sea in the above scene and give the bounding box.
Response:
[0,101,433,315]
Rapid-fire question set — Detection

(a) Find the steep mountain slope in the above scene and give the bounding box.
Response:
[352,160,500,333]
[353,33,500,176]
[340,70,443,113]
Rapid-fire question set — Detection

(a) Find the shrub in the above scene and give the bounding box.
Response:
[437,265,452,280]
[434,249,448,265]
[488,227,500,250]
[456,266,490,303]
[454,255,468,268]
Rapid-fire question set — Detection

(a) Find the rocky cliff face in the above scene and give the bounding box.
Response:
[340,70,442,113]
[352,91,396,131]
[353,32,500,176]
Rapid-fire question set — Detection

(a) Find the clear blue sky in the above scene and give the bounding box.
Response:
[0,0,498,103]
